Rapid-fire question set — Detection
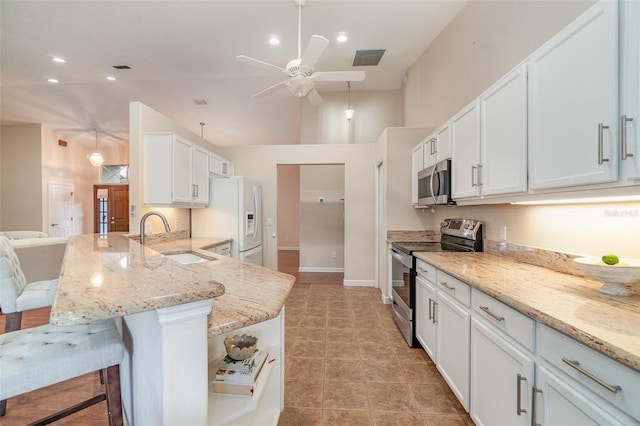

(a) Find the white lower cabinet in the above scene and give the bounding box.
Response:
[470,317,534,426]
[436,290,470,411]
[415,274,437,360]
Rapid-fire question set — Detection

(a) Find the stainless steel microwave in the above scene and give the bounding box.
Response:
[417,158,454,206]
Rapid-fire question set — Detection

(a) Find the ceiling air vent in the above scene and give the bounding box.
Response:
[112,65,131,70]
[193,99,208,106]
[352,49,386,66]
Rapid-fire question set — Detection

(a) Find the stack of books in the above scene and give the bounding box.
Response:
[212,348,270,396]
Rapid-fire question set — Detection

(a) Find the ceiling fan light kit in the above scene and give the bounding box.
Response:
[236,0,365,106]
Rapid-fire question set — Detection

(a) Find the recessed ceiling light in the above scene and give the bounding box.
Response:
[106,76,116,81]
[269,35,280,45]
[47,78,59,83]
[52,56,66,63]
[336,33,348,43]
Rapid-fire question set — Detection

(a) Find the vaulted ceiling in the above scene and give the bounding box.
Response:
[0,0,465,148]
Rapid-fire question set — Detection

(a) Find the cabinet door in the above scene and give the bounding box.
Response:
[536,366,628,426]
[435,121,451,162]
[411,142,424,204]
[423,134,437,169]
[528,0,618,190]
[470,317,534,426]
[192,146,210,205]
[210,153,223,176]
[620,0,640,180]
[436,291,470,411]
[415,276,437,361]
[480,64,528,196]
[452,99,481,199]
[172,136,193,203]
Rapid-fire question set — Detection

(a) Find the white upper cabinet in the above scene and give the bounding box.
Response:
[143,133,210,207]
[411,142,424,205]
[423,121,452,169]
[210,153,235,178]
[620,0,640,181]
[452,99,482,199]
[480,64,528,196]
[528,0,619,190]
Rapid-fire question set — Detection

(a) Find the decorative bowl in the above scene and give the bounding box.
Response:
[573,257,640,296]
[224,334,258,360]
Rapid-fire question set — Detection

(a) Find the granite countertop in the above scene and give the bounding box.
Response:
[414,251,640,372]
[50,233,295,337]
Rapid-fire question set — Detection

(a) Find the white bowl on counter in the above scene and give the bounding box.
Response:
[573,257,640,296]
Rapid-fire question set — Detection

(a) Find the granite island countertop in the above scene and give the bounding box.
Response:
[414,251,640,372]
[50,233,295,337]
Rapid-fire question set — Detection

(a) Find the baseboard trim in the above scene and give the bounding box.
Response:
[343,279,375,287]
[278,247,299,251]
[391,279,405,287]
[381,294,392,304]
[298,267,345,273]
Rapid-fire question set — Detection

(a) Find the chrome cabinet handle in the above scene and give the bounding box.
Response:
[517,374,527,415]
[432,137,437,155]
[562,358,621,393]
[428,298,433,321]
[598,123,610,164]
[621,115,634,160]
[471,165,477,187]
[531,386,542,426]
[477,164,483,186]
[440,282,456,293]
[480,306,504,322]
[417,267,429,276]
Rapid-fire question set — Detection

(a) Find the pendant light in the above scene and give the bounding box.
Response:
[344,81,355,121]
[89,129,104,167]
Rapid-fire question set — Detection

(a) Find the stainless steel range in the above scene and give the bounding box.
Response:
[390,219,483,347]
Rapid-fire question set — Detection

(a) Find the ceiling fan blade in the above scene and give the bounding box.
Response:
[312,71,366,82]
[253,80,288,99]
[306,88,323,106]
[300,35,329,69]
[237,55,285,73]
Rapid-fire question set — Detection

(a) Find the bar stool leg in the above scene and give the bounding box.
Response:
[103,365,123,426]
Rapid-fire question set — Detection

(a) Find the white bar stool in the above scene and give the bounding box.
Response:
[0,319,124,425]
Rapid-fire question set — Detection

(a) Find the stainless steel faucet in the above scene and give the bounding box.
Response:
[139,211,171,245]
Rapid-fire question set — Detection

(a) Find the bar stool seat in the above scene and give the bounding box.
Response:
[0,319,124,425]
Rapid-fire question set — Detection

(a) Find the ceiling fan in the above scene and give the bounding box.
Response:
[236,0,365,105]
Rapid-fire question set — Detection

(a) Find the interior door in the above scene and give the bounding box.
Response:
[94,185,129,233]
[49,182,74,238]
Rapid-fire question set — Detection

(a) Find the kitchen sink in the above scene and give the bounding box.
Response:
[165,251,215,265]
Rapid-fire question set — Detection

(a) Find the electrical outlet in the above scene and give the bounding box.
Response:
[174,220,179,230]
[319,197,325,204]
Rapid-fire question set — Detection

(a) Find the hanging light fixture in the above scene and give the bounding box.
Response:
[89,129,104,167]
[344,81,355,121]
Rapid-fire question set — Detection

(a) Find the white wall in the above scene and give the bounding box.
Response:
[276,165,300,250]
[216,144,376,284]
[299,165,345,272]
[301,90,403,144]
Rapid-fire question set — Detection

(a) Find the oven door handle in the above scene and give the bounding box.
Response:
[392,300,411,322]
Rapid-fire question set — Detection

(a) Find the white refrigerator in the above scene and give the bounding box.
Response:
[192,176,263,266]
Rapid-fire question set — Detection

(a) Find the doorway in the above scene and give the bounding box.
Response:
[48,182,74,238]
[93,185,129,234]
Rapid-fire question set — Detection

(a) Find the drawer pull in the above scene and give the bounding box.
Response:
[418,267,430,276]
[440,282,456,293]
[516,374,527,415]
[562,358,622,393]
[480,306,504,322]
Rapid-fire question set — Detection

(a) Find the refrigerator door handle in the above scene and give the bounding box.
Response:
[253,186,260,241]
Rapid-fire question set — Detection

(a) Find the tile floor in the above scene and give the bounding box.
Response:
[0,251,473,425]
[277,251,472,425]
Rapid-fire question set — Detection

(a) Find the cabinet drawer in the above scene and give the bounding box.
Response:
[215,242,231,256]
[472,289,535,352]
[538,324,640,421]
[436,270,470,307]
[415,259,436,283]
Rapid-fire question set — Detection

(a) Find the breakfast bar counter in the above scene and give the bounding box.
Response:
[414,251,640,372]
[50,233,295,426]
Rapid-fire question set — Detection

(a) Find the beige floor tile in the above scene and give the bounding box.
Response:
[322,409,374,425]
[400,361,443,384]
[322,381,370,410]
[295,327,327,341]
[373,411,425,425]
[289,340,327,358]
[305,307,330,317]
[356,328,389,343]
[361,361,405,383]
[287,357,325,380]
[284,379,324,409]
[327,317,355,329]
[422,414,475,425]
[325,341,361,359]
[300,316,329,328]
[410,383,467,414]
[327,308,353,318]
[359,342,398,362]
[393,345,429,363]
[366,382,420,412]
[324,359,366,381]
[278,407,322,425]
[326,328,356,342]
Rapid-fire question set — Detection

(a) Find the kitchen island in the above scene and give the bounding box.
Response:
[50,233,295,426]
